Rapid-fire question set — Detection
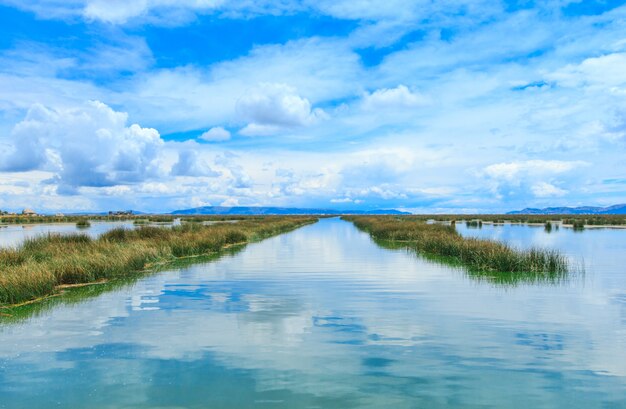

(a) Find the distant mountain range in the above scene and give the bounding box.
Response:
[507,204,626,215]
[170,206,410,215]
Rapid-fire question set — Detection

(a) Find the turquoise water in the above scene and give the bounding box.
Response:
[0,218,625,408]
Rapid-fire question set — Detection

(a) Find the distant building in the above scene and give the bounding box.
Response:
[22,208,37,216]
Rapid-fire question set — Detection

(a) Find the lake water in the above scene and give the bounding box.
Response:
[1,218,625,408]
[0,220,184,248]
[0,221,136,248]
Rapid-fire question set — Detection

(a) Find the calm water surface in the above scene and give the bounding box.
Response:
[0,221,135,248]
[0,220,183,248]
[0,218,625,408]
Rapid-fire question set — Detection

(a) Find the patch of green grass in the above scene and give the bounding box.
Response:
[343,216,569,278]
[385,214,626,227]
[0,216,317,306]
[0,246,246,324]
[544,221,552,233]
[76,219,91,228]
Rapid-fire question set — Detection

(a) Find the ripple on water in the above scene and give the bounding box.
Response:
[0,218,625,408]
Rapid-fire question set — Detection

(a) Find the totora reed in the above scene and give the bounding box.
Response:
[343,216,569,277]
[0,216,317,306]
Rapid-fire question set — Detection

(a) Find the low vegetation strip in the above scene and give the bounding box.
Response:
[0,216,317,306]
[343,216,568,275]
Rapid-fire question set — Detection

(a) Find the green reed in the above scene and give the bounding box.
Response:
[0,216,317,306]
[343,216,569,276]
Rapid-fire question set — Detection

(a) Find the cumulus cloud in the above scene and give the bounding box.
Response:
[171,150,220,177]
[361,85,428,111]
[236,83,326,136]
[199,126,231,142]
[483,160,587,200]
[0,101,165,193]
[2,2,626,212]
[215,153,252,188]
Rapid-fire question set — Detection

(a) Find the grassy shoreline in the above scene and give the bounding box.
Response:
[355,214,626,227]
[343,216,569,276]
[0,216,317,307]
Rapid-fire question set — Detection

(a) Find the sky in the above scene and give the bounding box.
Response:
[0,0,625,214]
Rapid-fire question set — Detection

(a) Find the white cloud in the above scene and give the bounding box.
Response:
[83,0,147,23]
[236,83,327,135]
[215,152,252,188]
[549,52,626,89]
[482,160,589,202]
[0,101,165,192]
[330,198,363,204]
[239,123,283,137]
[345,185,408,200]
[0,72,104,114]
[199,126,231,142]
[361,85,428,111]
[171,150,220,177]
[114,38,359,133]
[483,160,586,181]
[220,197,240,206]
[531,182,567,198]
[2,0,496,26]
[82,0,228,24]
[1,3,626,212]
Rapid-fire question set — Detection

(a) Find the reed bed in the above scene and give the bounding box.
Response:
[0,216,316,306]
[343,216,569,275]
[75,219,91,228]
[387,214,626,227]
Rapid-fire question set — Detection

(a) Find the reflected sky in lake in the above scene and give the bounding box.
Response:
[1,218,625,408]
[456,222,626,290]
[0,221,135,248]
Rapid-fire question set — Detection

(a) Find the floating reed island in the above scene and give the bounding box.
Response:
[343,216,569,276]
[0,216,317,307]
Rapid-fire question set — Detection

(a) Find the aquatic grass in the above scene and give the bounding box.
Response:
[466,220,483,228]
[0,216,317,306]
[0,245,245,324]
[76,219,91,228]
[371,238,569,285]
[343,216,569,276]
[382,214,626,227]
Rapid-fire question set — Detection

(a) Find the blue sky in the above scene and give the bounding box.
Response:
[0,0,625,213]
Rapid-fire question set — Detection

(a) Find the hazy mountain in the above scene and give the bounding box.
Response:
[507,204,626,215]
[171,206,411,215]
